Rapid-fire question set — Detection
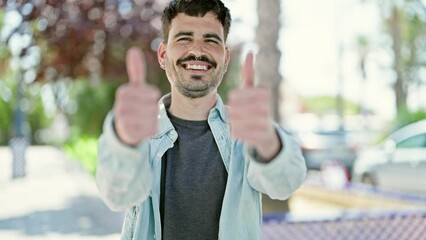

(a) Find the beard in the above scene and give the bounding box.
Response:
[165,55,225,98]
[175,72,223,98]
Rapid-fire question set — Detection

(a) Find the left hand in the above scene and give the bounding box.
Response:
[228,52,281,162]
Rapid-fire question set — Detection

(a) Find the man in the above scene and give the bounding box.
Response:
[96,0,306,239]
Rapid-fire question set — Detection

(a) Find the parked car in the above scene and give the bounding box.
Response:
[296,130,359,176]
[352,120,426,196]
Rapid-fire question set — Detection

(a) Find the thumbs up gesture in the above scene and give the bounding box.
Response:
[228,53,281,161]
[114,47,160,146]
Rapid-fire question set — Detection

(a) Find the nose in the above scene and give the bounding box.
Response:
[188,39,205,57]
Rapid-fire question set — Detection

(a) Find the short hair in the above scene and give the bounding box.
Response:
[161,0,232,43]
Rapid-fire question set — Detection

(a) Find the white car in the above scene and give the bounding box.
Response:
[352,120,426,196]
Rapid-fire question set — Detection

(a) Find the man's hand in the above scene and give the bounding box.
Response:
[228,53,281,162]
[114,47,160,146]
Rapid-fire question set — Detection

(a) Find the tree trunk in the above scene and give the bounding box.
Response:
[256,0,290,213]
[256,0,282,122]
[389,6,407,112]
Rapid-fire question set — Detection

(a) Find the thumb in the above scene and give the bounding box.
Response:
[126,47,147,85]
[242,52,255,88]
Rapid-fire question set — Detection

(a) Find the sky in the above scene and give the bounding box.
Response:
[224,0,397,120]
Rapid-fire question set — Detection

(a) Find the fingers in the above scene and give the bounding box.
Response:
[115,52,160,146]
[126,47,147,86]
[242,52,255,88]
[228,88,271,133]
[228,102,273,149]
[228,52,280,158]
[114,85,160,145]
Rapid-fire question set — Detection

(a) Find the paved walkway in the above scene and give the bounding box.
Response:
[0,146,124,240]
[2,146,424,239]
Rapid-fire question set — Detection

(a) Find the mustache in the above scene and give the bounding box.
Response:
[176,54,217,68]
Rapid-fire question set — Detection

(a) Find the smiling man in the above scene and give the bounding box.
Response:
[96,0,306,239]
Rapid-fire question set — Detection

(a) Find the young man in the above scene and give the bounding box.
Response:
[96,0,306,239]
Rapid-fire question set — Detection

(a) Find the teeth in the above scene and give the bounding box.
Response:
[186,64,208,70]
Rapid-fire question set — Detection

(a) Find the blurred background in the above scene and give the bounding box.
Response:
[0,0,425,239]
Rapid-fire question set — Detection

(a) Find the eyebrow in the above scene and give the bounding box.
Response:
[173,31,193,39]
[204,33,223,42]
[173,31,223,42]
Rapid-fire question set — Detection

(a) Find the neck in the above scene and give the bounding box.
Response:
[168,90,217,120]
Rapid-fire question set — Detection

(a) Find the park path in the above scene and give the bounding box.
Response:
[0,146,124,240]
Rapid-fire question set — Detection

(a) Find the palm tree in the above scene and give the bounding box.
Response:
[255,0,282,122]
[375,0,426,112]
[256,0,290,213]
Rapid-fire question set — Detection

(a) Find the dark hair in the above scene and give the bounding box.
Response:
[161,0,232,42]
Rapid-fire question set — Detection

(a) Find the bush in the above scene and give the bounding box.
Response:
[0,76,53,145]
[63,136,98,175]
[62,79,119,174]
[67,80,119,138]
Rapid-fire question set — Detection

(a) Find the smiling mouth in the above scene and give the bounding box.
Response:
[181,63,213,71]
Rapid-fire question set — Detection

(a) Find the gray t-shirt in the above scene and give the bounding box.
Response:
[160,113,228,240]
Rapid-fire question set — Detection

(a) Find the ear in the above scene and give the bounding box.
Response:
[224,47,231,70]
[157,42,167,67]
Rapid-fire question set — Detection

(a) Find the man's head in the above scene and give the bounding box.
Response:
[161,0,231,43]
[157,0,231,99]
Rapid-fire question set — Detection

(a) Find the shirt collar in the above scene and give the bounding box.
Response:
[155,93,228,138]
[155,94,174,139]
[209,94,228,124]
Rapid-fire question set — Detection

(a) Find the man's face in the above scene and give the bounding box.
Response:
[158,12,230,98]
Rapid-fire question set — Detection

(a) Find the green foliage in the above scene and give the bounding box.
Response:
[217,49,241,102]
[63,136,98,176]
[0,79,13,145]
[399,5,426,85]
[0,75,53,145]
[392,107,426,131]
[67,80,119,139]
[302,96,360,115]
[27,84,54,143]
[372,108,426,143]
[63,80,118,174]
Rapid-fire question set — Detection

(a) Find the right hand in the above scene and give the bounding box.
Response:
[114,47,160,146]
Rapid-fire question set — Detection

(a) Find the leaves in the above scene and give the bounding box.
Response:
[1,0,167,85]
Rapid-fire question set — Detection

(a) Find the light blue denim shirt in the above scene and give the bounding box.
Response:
[96,94,306,240]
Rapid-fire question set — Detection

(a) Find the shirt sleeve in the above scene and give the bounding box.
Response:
[246,123,307,200]
[96,112,153,211]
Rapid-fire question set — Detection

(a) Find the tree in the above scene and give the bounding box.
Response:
[1,0,167,90]
[255,0,290,213]
[0,0,169,143]
[356,35,371,124]
[255,0,282,122]
[374,0,426,112]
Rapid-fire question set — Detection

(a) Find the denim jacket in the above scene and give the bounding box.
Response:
[96,94,307,240]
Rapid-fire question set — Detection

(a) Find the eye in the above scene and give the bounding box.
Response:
[206,39,219,44]
[177,37,190,42]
